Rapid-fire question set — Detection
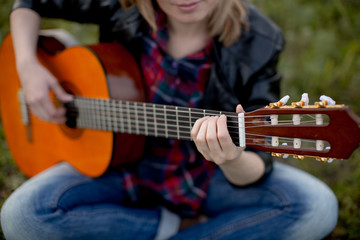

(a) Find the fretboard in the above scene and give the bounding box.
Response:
[65,97,242,146]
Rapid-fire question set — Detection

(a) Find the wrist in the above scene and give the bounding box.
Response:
[219,151,265,186]
[16,55,39,70]
[219,149,244,167]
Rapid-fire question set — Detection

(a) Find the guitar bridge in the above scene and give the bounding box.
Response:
[17,89,32,142]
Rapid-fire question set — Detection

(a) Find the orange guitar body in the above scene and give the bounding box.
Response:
[0,34,145,177]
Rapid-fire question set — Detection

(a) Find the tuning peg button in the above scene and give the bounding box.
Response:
[294,155,305,160]
[316,157,330,163]
[272,153,284,158]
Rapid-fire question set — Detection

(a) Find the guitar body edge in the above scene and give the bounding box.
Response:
[0,33,145,177]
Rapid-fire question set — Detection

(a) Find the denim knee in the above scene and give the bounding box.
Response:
[1,189,36,240]
[274,162,338,239]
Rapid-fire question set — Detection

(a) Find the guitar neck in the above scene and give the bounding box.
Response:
[64,96,360,160]
[67,96,242,145]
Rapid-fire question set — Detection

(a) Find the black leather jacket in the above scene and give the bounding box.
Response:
[13,0,284,180]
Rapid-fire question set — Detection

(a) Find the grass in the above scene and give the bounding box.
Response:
[1,0,360,239]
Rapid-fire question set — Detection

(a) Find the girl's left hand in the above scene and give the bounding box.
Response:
[191,105,245,165]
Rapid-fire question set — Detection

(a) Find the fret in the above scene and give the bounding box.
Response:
[128,102,141,135]
[115,100,121,132]
[152,105,165,138]
[176,106,191,140]
[119,100,124,133]
[119,101,124,133]
[106,99,112,131]
[136,103,145,135]
[94,99,101,130]
[107,100,114,131]
[97,99,103,130]
[93,98,100,130]
[135,102,139,135]
[82,98,90,129]
[143,103,148,136]
[188,108,192,140]
[205,109,222,117]
[164,105,168,138]
[94,99,100,129]
[97,100,105,130]
[175,107,180,140]
[100,99,105,130]
[165,105,178,138]
[191,109,207,122]
[126,101,131,134]
[110,100,117,132]
[84,98,91,129]
[107,100,112,130]
[153,104,158,137]
[145,104,155,136]
[100,99,106,130]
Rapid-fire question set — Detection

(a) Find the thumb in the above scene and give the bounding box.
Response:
[50,81,73,102]
[236,104,244,113]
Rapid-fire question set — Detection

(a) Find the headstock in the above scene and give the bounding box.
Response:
[245,94,360,162]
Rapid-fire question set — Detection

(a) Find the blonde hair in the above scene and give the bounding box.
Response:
[119,0,248,47]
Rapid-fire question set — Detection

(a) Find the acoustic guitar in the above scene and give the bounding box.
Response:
[0,33,359,178]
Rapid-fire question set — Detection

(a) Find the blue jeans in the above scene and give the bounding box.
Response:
[1,161,337,240]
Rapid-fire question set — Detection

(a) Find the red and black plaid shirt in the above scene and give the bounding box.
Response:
[119,10,215,216]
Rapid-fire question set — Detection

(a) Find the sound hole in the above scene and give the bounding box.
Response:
[64,101,78,129]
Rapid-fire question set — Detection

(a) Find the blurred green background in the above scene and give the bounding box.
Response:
[0,0,359,239]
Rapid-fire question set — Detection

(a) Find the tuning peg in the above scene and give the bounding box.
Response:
[320,95,336,105]
[269,95,290,108]
[315,95,336,107]
[282,143,289,159]
[325,147,334,163]
[291,93,309,108]
[302,93,310,106]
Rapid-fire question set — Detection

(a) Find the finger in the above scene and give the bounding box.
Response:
[39,95,67,123]
[49,81,73,102]
[30,103,49,121]
[31,106,66,123]
[50,108,67,123]
[217,115,237,153]
[191,116,210,139]
[206,117,222,154]
[193,118,211,160]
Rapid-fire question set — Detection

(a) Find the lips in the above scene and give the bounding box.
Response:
[176,1,200,12]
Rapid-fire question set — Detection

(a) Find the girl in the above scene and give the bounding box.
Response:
[2,0,338,239]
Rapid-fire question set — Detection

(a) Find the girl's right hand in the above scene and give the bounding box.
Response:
[17,60,73,123]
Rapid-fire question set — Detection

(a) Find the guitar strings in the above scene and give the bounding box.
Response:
[70,109,318,128]
[63,110,326,145]
[60,106,323,147]
[65,100,323,129]
[61,98,328,149]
